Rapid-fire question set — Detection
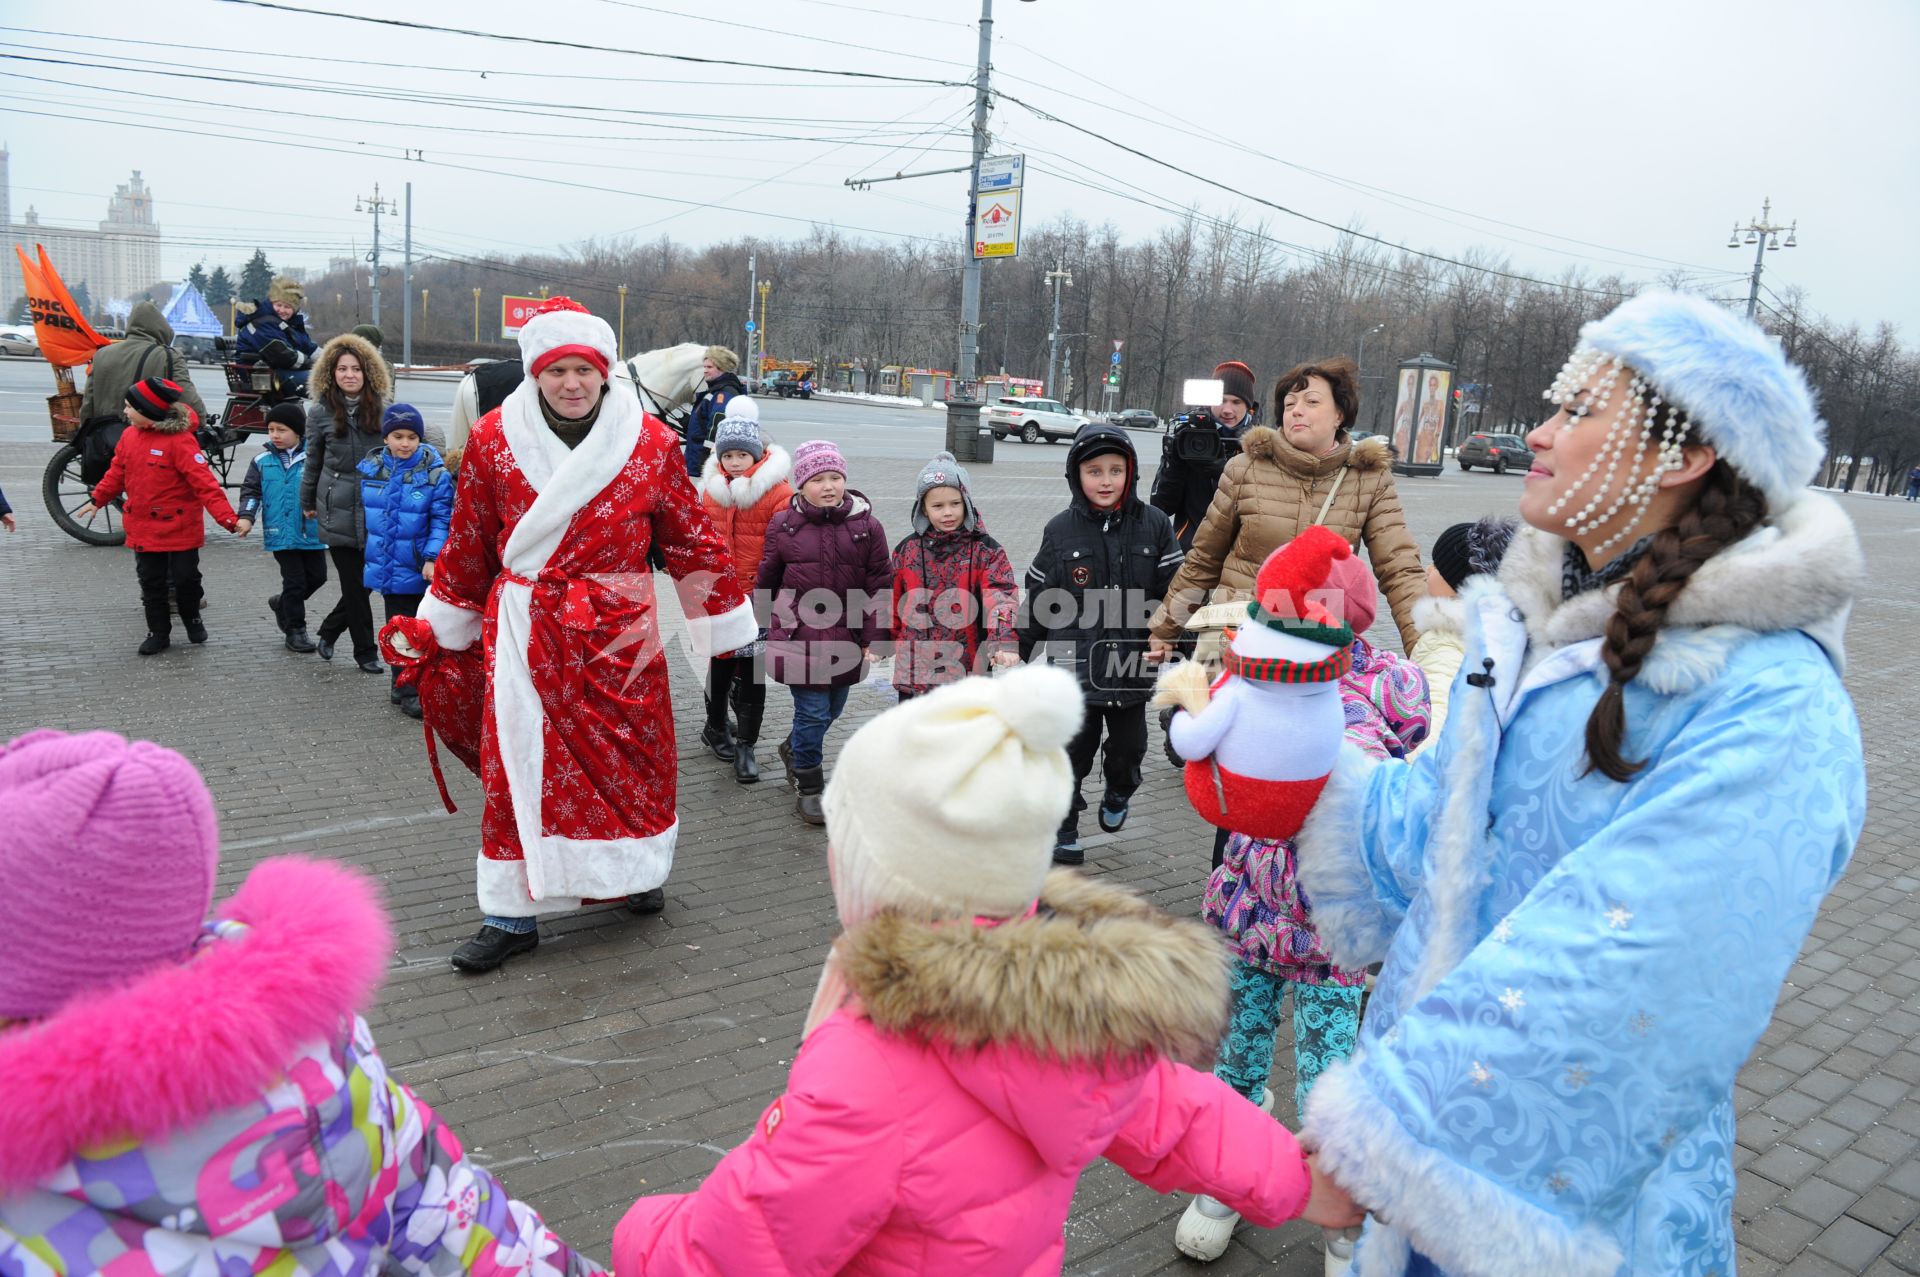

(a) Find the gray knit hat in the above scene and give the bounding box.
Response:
[713,395,765,462]
[912,450,978,534]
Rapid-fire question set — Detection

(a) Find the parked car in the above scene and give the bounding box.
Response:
[0,331,41,357]
[761,369,814,399]
[1108,407,1159,431]
[986,396,1090,444]
[1456,431,1534,474]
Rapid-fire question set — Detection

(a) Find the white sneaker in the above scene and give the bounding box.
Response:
[1174,1194,1239,1262]
[1325,1227,1359,1277]
[1259,1087,1276,1115]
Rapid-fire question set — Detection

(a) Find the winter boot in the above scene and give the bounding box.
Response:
[1098,790,1131,833]
[138,632,171,656]
[625,888,665,915]
[389,670,406,705]
[449,924,538,974]
[1173,1089,1274,1260]
[730,687,764,784]
[733,740,761,784]
[268,593,283,628]
[400,690,424,720]
[700,720,737,762]
[285,627,317,653]
[778,737,798,787]
[794,767,827,826]
[182,615,208,645]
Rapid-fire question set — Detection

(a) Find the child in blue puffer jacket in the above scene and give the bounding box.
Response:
[359,403,454,718]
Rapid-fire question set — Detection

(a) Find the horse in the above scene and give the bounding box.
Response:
[446,341,710,457]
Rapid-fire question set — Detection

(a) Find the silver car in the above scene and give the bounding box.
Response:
[986,397,1089,444]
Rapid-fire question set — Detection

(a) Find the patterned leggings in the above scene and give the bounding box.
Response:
[1216,960,1365,1120]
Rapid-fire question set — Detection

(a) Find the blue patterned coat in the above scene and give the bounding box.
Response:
[1295,494,1867,1277]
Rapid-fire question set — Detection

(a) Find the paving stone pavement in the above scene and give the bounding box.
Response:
[2,428,1916,1276]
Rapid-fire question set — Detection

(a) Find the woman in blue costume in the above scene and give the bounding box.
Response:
[1297,293,1866,1277]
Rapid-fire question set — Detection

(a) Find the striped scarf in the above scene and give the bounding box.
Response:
[1223,642,1352,685]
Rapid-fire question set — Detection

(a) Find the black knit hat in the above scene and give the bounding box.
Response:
[1433,517,1518,590]
[266,402,306,432]
[125,377,183,421]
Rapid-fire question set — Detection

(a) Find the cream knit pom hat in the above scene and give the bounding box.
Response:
[822,664,1083,926]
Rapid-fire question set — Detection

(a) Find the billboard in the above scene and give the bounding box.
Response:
[501,294,547,339]
[974,192,1021,259]
[1414,368,1450,466]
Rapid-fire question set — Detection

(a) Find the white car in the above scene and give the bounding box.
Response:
[986,397,1089,444]
[0,330,40,357]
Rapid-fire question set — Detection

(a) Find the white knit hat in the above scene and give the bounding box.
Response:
[823,664,1083,923]
[517,297,617,378]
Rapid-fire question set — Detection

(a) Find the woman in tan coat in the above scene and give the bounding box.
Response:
[1148,356,1426,659]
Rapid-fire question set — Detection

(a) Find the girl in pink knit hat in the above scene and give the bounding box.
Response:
[0,729,604,1277]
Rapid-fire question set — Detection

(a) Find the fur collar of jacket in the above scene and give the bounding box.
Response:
[698,444,792,509]
[0,857,391,1193]
[1493,490,1861,684]
[140,404,198,435]
[1410,593,1467,642]
[836,870,1230,1068]
[309,333,392,404]
[1240,427,1393,479]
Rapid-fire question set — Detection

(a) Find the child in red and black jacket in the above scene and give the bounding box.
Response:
[77,377,239,655]
[890,450,1019,702]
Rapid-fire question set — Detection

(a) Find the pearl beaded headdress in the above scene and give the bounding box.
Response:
[1541,347,1690,556]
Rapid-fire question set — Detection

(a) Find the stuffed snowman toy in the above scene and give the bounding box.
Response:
[1156,525,1356,841]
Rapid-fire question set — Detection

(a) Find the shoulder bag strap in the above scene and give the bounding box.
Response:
[1313,465,1348,527]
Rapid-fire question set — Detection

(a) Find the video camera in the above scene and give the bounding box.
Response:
[1165,377,1243,465]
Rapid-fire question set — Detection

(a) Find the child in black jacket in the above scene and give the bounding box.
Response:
[1018,422,1184,864]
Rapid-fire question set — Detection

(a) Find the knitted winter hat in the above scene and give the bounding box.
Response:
[792,438,849,487]
[713,396,766,462]
[823,665,1081,925]
[125,376,183,421]
[704,345,740,374]
[351,324,384,350]
[1432,517,1518,591]
[266,401,306,433]
[268,276,305,308]
[1577,292,1825,514]
[0,730,219,1020]
[382,403,426,438]
[518,297,615,379]
[912,450,977,534]
[1321,546,1378,635]
[1215,360,1258,413]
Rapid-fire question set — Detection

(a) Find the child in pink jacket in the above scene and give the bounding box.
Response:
[613,664,1362,1276]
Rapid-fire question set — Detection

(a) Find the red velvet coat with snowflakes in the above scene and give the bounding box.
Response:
[414,381,755,917]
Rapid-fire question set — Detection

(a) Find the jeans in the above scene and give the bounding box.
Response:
[1215,960,1365,1121]
[1063,700,1147,833]
[706,653,767,744]
[134,549,203,635]
[788,685,850,770]
[271,548,328,631]
[483,914,537,934]
[319,544,377,663]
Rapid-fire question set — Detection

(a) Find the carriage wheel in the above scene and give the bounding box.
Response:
[42,443,127,546]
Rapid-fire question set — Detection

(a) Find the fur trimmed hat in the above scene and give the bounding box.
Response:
[704,345,739,374]
[822,665,1081,925]
[268,276,305,308]
[1578,292,1825,514]
[518,297,615,379]
[712,396,765,462]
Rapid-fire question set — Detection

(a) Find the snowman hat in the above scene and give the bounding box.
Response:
[1228,526,1356,685]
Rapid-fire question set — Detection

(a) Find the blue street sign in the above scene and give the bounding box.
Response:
[1110,352,1122,364]
[744,320,756,333]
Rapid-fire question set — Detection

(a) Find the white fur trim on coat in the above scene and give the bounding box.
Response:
[1305,1060,1625,1277]
[419,588,483,653]
[1292,742,1393,970]
[698,444,792,509]
[685,600,758,662]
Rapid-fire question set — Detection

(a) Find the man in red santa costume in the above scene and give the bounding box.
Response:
[402,298,757,973]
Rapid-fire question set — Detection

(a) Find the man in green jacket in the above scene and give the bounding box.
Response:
[80,301,208,426]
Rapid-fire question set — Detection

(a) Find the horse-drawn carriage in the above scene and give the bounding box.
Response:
[41,345,292,547]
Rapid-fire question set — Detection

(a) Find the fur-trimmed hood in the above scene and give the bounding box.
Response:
[1410,592,1468,641]
[1240,426,1393,478]
[1495,490,1861,680]
[140,403,198,435]
[698,442,792,509]
[309,332,392,404]
[836,870,1230,1069]
[0,857,392,1192]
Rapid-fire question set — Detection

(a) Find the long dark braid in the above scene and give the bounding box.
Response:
[1583,457,1767,781]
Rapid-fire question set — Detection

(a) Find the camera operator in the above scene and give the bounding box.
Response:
[1150,360,1256,549]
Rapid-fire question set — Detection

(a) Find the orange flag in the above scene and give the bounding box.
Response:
[15,245,111,369]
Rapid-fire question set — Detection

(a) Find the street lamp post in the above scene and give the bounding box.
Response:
[471,287,480,343]
[617,284,628,357]
[1727,197,1797,321]
[1356,322,1385,388]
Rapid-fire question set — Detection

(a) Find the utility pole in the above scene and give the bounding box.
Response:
[1044,260,1072,398]
[617,284,628,357]
[948,0,995,459]
[758,279,772,375]
[1727,197,1797,321]
[471,287,480,343]
[354,183,396,328]
[745,252,758,381]
[401,181,413,370]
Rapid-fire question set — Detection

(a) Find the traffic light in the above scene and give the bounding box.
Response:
[1107,371,1119,386]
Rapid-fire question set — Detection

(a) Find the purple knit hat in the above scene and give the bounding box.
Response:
[0,730,219,1020]
[791,439,849,488]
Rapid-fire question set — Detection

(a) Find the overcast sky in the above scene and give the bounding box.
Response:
[4,0,1916,335]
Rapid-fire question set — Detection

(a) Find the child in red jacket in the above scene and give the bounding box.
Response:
[889,450,1020,701]
[77,377,239,654]
[612,666,1362,1277]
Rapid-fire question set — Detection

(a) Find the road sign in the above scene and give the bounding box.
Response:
[1110,352,1122,365]
[973,190,1021,260]
[500,294,545,339]
[745,320,756,333]
[977,154,1024,194]
[1113,339,1124,351]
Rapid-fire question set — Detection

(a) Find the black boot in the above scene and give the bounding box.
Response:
[450,924,538,973]
[268,594,283,628]
[138,632,171,656]
[625,888,666,915]
[400,690,423,720]
[286,628,317,653]
[183,615,208,645]
[778,737,798,787]
[389,670,406,705]
[700,720,736,762]
[733,740,761,784]
[316,634,335,660]
[795,767,827,826]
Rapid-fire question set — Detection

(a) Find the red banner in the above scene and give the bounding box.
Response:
[15,245,111,369]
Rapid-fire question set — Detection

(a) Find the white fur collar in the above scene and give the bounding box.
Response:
[1496,492,1861,677]
[1411,593,1467,641]
[699,445,792,509]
